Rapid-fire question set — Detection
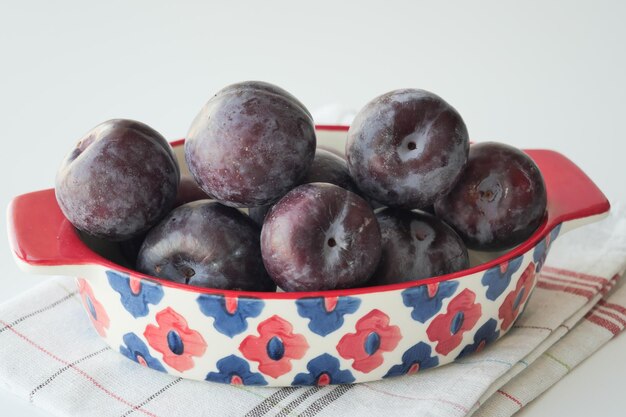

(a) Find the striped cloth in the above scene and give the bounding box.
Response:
[0,207,625,417]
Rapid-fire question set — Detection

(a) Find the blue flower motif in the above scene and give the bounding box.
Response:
[533,224,562,273]
[292,354,355,385]
[107,270,164,318]
[457,318,500,358]
[533,240,548,272]
[205,355,267,386]
[295,296,361,336]
[481,256,523,301]
[120,332,166,372]
[196,294,264,337]
[383,342,439,378]
[402,281,459,323]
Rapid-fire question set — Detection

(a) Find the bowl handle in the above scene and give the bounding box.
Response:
[525,149,610,232]
[7,189,106,275]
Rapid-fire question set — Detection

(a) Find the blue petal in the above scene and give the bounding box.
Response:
[197,294,264,337]
[119,332,166,372]
[534,224,561,273]
[402,281,459,323]
[292,354,355,385]
[384,342,439,378]
[107,270,164,318]
[550,223,562,241]
[481,256,523,301]
[457,319,500,359]
[205,355,267,386]
[296,297,361,336]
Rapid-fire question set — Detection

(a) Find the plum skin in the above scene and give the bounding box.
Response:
[137,200,275,291]
[248,148,359,225]
[174,175,211,207]
[370,209,469,285]
[346,89,469,209]
[55,119,179,241]
[185,81,316,207]
[434,142,547,251]
[260,183,382,292]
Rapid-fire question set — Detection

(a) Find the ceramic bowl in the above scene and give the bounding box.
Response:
[7,126,610,387]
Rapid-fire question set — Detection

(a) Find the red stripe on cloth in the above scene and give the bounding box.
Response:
[0,320,160,417]
[595,307,626,327]
[361,383,469,413]
[535,281,594,300]
[541,267,608,284]
[538,274,601,289]
[496,390,523,408]
[599,275,619,296]
[585,314,621,336]
[601,284,615,296]
[599,300,626,317]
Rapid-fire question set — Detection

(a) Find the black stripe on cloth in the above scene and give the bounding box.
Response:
[29,346,111,401]
[298,385,354,417]
[120,377,183,417]
[0,291,78,335]
[244,387,300,417]
[274,387,322,417]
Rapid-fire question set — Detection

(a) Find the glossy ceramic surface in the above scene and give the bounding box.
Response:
[7,126,610,386]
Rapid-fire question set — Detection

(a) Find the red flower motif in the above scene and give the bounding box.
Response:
[427,289,482,355]
[144,307,207,372]
[336,309,402,373]
[239,315,309,379]
[78,278,110,337]
[499,262,536,331]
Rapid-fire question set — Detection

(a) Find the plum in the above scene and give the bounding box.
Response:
[185,81,316,207]
[434,142,547,251]
[303,149,359,193]
[248,148,359,225]
[174,175,211,207]
[137,200,275,291]
[118,233,147,268]
[261,183,381,291]
[55,119,179,241]
[371,209,469,285]
[248,205,271,226]
[346,89,469,209]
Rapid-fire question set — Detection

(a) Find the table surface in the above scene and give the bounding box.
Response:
[1,1,625,416]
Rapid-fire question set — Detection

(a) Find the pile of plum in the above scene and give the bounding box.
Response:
[55,82,547,292]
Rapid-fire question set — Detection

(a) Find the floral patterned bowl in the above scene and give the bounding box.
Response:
[7,126,610,387]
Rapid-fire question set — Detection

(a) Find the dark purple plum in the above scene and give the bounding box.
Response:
[248,148,359,226]
[185,81,316,207]
[174,175,211,207]
[231,81,313,120]
[420,205,436,215]
[55,119,179,241]
[346,89,469,209]
[370,209,468,285]
[248,204,271,226]
[434,142,547,251]
[303,149,359,193]
[261,183,381,292]
[119,233,147,268]
[137,201,275,291]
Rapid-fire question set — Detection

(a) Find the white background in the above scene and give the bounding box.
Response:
[1,1,625,416]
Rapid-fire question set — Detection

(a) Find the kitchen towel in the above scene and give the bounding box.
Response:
[0,205,625,417]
